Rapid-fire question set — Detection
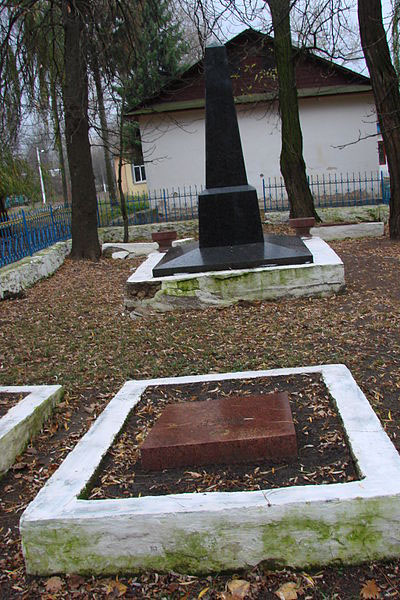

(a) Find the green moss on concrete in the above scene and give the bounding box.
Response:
[259,499,393,568]
[22,496,400,575]
[169,278,200,295]
[206,266,315,300]
[22,526,225,575]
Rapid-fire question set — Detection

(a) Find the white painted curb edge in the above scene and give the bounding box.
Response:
[20,365,400,574]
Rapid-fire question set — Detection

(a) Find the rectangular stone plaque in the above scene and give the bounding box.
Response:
[140,392,297,470]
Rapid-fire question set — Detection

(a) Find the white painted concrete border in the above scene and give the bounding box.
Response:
[20,365,400,575]
[310,221,384,241]
[125,237,345,315]
[0,385,63,476]
[0,241,71,300]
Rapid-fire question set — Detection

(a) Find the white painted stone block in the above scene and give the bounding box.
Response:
[102,242,158,257]
[111,251,129,260]
[172,237,195,247]
[0,241,71,300]
[310,221,384,241]
[124,238,345,315]
[0,385,63,476]
[20,365,400,575]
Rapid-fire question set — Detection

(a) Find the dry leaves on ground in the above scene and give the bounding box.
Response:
[0,237,400,598]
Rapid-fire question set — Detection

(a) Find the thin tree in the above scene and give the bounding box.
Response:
[265,0,319,220]
[50,80,70,207]
[358,0,400,239]
[112,0,188,241]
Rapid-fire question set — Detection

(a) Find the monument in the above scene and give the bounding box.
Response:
[140,392,297,471]
[152,42,313,278]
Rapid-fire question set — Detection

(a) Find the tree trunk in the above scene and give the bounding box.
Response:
[62,0,101,260]
[92,52,118,207]
[118,155,129,243]
[0,195,8,221]
[116,84,129,243]
[358,0,400,239]
[51,81,70,208]
[266,0,319,220]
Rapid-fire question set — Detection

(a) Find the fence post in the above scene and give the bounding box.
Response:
[163,189,168,222]
[21,209,33,256]
[262,178,267,212]
[96,199,101,227]
[50,205,57,241]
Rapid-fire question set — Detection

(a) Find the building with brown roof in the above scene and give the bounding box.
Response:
[128,29,378,197]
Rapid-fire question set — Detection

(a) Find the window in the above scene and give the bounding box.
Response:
[378,141,386,165]
[132,164,146,183]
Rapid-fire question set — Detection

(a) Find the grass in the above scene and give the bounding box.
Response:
[0,230,399,598]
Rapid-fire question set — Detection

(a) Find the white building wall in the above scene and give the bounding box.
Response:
[139,92,378,198]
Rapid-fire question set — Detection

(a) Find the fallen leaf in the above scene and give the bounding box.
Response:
[301,572,315,588]
[114,580,128,597]
[45,576,63,593]
[185,471,203,478]
[360,579,381,599]
[67,573,85,589]
[198,586,210,598]
[11,462,27,471]
[227,579,251,598]
[275,581,302,600]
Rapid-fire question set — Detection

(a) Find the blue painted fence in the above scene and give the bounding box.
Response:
[0,206,71,268]
[0,171,390,269]
[262,171,389,212]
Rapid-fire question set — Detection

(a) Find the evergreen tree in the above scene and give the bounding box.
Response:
[119,0,188,158]
[113,0,188,241]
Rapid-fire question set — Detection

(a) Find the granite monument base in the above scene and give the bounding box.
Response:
[198,185,264,247]
[153,235,313,278]
[140,392,297,470]
[125,238,345,316]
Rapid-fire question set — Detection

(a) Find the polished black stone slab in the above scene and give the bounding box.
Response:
[199,185,264,248]
[152,235,313,278]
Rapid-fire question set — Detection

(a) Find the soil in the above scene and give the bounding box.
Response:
[88,374,358,500]
[0,392,28,418]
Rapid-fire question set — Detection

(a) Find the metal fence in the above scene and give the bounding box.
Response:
[100,171,388,223]
[0,171,390,269]
[0,206,71,268]
[5,195,27,209]
[262,171,388,212]
[96,186,201,228]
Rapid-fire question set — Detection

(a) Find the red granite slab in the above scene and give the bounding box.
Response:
[140,392,297,470]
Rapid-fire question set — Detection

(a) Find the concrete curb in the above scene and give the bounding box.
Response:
[0,385,64,476]
[0,241,71,300]
[310,221,384,241]
[20,365,400,575]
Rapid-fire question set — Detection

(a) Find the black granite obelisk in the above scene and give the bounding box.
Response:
[151,42,313,278]
[198,43,264,248]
